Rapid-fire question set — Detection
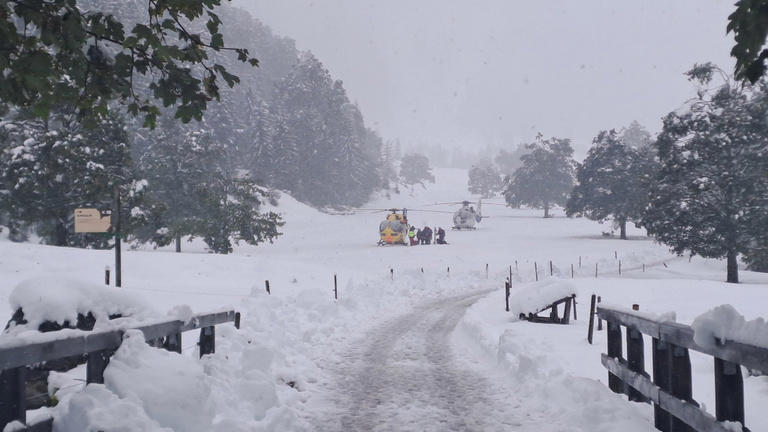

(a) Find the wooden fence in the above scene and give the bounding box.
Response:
[0,310,240,431]
[597,305,767,432]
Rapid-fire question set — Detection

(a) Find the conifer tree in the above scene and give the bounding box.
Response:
[503,135,575,218]
[399,153,435,186]
[468,160,503,198]
[566,130,655,239]
[643,63,768,283]
[0,110,140,247]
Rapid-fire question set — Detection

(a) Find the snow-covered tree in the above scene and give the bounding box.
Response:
[400,153,435,186]
[643,63,768,283]
[566,130,656,239]
[494,144,529,177]
[0,110,139,247]
[503,135,575,218]
[267,52,382,207]
[467,160,503,198]
[136,121,283,254]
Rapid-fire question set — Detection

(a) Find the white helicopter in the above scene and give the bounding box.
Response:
[427,200,484,230]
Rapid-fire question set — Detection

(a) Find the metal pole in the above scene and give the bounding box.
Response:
[114,185,122,287]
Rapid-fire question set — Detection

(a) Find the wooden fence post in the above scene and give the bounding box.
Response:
[587,294,597,344]
[0,367,26,426]
[597,296,603,331]
[715,358,745,426]
[571,294,577,320]
[562,298,572,324]
[87,349,113,384]
[164,333,182,354]
[505,281,510,312]
[199,326,215,358]
[579,255,582,268]
[549,260,553,276]
[534,262,538,281]
[653,338,673,432]
[595,262,599,278]
[619,260,622,275]
[670,346,695,432]
[234,312,241,330]
[486,263,489,279]
[626,326,648,402]
[265,280,270,295]
[390,268,393,280]
[571,263,574,278]
[607,320,624,393]
[105,266,110,286]
[334,274,338,300]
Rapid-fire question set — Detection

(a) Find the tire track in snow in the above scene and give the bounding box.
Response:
[308,291,528,431]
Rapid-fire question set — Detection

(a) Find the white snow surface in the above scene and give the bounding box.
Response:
[692,304,768,350]
[6,278,155,333]
[0,168,767,431]
[506,278,577,320]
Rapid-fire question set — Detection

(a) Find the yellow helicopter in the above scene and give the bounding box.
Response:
[378,208,410,245]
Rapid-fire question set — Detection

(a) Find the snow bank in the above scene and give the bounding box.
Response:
[598,303,677,324]
[457,280,654,431]
[508,278,577,319]
[6,277,155,331]
[692,304,768,350]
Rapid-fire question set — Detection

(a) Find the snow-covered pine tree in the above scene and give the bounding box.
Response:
[566,129,656,239]
[467,160,503,198]
[642,63,768,283]
[136,121,283,253]
[0,109,139,247]
[268,52,382,207]
[399,153,435,187]
[503,135,575,218]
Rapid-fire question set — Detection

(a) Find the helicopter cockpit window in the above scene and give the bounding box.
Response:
[380,221,389,231]
[389,221,404,232]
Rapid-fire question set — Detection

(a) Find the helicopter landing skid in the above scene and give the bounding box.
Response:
[452,226,476,230]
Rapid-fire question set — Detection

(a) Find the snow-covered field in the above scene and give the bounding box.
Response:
[1,168,767,431]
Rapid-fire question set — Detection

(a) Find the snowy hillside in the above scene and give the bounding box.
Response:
[1,168,767,431]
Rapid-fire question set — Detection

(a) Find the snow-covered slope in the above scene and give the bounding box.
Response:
[1,168,767,431]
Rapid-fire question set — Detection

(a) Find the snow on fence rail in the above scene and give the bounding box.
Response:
[0,310,240,431]
[596,305,768,432]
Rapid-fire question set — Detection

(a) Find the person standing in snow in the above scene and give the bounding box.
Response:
[436,227,447,244]
[416,228,423,245]
[422,226,432,245]
[408,226,418,245]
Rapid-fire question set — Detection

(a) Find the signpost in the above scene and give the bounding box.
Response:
[74,209,112,233]
[73,184,121,287]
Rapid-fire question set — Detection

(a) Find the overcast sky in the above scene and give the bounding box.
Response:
[235,0,735,155]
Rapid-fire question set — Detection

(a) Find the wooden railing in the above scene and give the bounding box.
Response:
[0,310,240,431]
[597,305,767,432]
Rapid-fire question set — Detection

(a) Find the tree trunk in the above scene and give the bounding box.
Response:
[619,219,627,240]
[55,221,68,246]
[543,202,550,218]
[726,249,739,284]
[175,234,181,253]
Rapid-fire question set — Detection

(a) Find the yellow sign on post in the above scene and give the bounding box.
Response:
[74,208,113,233]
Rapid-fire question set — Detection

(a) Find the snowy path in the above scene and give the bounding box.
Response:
[305,291,537,432]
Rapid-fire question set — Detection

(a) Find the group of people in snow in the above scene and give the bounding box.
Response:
[408,226,447,246]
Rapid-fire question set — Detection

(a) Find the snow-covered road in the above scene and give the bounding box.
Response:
[305,290,533,432]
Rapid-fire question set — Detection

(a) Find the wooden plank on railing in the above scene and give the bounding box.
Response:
[602,355,735,432]
[599,307,768,373]
[18,416,53,432]
[597,307,663,338]
[0,311,237,371]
